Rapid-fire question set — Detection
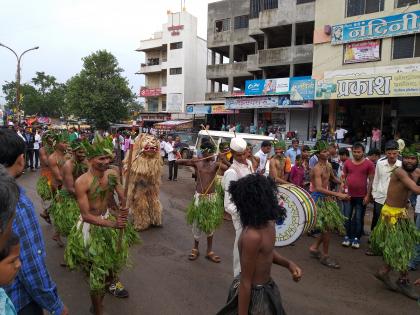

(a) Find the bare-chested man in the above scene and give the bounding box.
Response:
[177,141,228,263]
[309,140,349,269]
[64,136,138,315]
[37,130,55,224]
[371,146,420,300]
[47,133,70,246]
[217,174,302,314]
[51,139,88,238]
[269,140,291,184]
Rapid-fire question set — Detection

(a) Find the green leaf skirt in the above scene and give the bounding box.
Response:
[64,216,140,292]
[312,194,346,233]
[49,190,80,236]
[36,175,53,201]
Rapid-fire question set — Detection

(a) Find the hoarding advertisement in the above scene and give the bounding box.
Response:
[245,80,265,95]
[344,40,381,64]
[315,72,420,99]
[289,77,316,101]
[245,78,290,95]
[331,10,420,45]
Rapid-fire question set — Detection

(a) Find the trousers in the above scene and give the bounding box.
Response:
[232,214,242,277]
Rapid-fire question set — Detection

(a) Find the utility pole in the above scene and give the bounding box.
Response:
[0,43,39,122]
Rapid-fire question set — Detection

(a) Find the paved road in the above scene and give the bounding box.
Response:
[17,167,420,315]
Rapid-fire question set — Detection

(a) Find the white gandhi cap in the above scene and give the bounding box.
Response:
[230,137,247,153]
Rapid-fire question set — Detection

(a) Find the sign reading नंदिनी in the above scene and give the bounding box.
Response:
[331,10,420,45]
[315,72,420,100]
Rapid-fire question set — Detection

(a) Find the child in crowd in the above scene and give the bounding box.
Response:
[289,155,304,188]
[0,233,21,315]
[367,148,381,166]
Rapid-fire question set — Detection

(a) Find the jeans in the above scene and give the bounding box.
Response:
[337,138,344,143]
[18,301,43,315]
[408,214,420,269]
[168,160,178,180]
[371,140,380,150]
[343,197,365,240]
[25,149,34,169]
[371,202,384,231]
[33,149,39,168]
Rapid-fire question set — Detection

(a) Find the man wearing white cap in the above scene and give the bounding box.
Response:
[222,137,254,276]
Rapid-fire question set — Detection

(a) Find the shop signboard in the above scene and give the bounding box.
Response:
[331,10,420,45]
[211,105,235,114]
[289,77,315,101]
[344,40,381,64]
[315,71,420,99]
[225,96,280,109]
[140,87,162,97]
[185,104,211,115]
[245,78,290,95]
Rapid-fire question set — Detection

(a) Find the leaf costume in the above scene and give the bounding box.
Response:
[49,189,80,236]
[36,169,53,201]
[370,204,420,272]
[312,192,346,233]
[64,213,139,292]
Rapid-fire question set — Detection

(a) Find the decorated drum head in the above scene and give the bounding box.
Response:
[275,185,306,247]
[288,185,317,232]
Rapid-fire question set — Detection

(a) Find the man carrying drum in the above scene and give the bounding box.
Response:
[309,140,350,269]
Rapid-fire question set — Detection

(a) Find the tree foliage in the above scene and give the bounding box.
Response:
[66,50,133,130]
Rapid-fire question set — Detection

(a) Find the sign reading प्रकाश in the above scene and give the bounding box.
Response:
[331,10,420,45]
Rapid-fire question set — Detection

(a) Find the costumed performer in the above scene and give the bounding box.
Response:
[176,141,228,263]
[269,140,291,184]
[124,133,163,231]
[371,145,420,300]
[217,174,302,315]
[64,135,139,315]
[308,140,349,269]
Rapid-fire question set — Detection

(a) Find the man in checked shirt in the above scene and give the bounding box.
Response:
[0,129,69,315]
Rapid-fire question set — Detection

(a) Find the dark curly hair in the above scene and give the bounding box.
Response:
[228,174,286,228]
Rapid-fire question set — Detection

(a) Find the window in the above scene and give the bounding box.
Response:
[393,34,420,59]
[161,99,167,112]
[396,0,419,7]
[170,42,183,50]
[234,15,249,29]
[297,0,315,4]
[263,0,278,10]
[147,98,158,112]
[169,67,182,75]
[215,19,231,32]
[147,58,159,66]
[346,0,384,17]
[250,0,261,18]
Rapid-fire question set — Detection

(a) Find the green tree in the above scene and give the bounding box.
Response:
[2,81,41,115]
[66,50,133,129]
[31,72,67,117]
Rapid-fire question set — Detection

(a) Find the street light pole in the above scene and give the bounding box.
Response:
[0,43,39,122]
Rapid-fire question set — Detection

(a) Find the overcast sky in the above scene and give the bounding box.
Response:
[0,0,218,103]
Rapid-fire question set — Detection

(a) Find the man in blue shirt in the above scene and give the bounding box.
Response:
[285,139,301,165]
[0,129,68,315]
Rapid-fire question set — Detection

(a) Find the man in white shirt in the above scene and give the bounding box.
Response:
[164,136,178,181]
[334,126,347,143]
[254,140,272,174]
[34,129,41,169]
[222,137,253,276]
[371,140,401,232]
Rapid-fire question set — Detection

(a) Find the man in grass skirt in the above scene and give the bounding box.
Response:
[37,130,55,224]
[64,135,139,315]
[371,146,420,300]
[309,140,350,269]
[176,141,228,263]
[49,139,88,237]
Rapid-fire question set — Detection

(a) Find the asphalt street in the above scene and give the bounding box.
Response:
[17,166,420,315]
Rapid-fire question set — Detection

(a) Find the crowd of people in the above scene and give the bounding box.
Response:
[1,122,420,314]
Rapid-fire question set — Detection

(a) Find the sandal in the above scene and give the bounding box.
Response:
[309,249,321,260]
[320,256,340,269]
[205,251,221,263]
[40,211,52,224]
[188,248,199,261]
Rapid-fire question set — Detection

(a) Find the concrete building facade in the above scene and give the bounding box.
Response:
[205,0,318,140]
[136,11,208,123]
[313,0,420,144]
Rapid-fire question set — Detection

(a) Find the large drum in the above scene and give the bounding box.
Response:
[275,184,317,247]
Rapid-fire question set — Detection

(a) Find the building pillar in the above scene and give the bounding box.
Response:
[328,99,337,131]
[229,45,234,63]
[264,33,269,49]
[254,109,258,126]
[210,80,215,93]
[228,76,234,93]
[290,23,296,77]
[211,51,216,65]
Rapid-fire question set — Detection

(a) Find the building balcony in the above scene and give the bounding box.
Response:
[136,32,163,52]
[258,2,315,30]
[247,54,260,72]
[257,44,313,68]
[205,91,231,100]
[207,62,250,79]
[137,63,163,74]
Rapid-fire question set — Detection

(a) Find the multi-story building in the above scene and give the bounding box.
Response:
[136,11,208,124]
[313,0,420,144]
[201,0,318,140]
